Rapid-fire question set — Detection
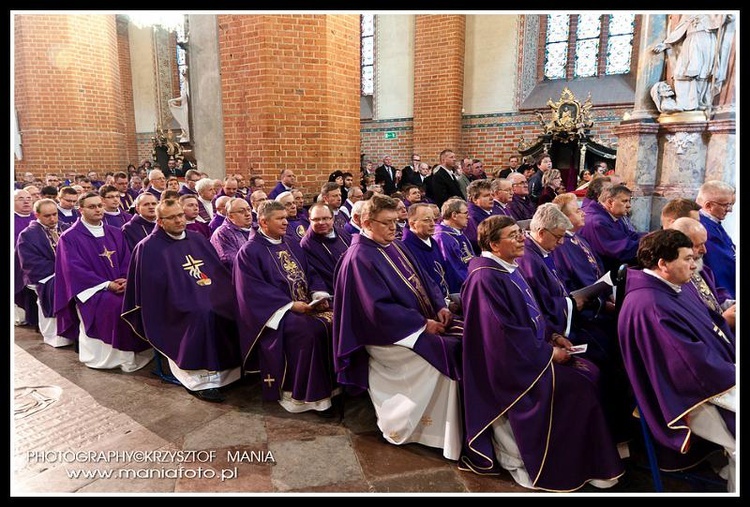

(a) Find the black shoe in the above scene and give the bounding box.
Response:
[315,406,336,418]
[187,387,225,403]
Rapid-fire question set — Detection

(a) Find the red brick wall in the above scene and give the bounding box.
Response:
[116,15,138,168]
[217,14,360,199]
[413,15,465,160]
[14,14,127,179]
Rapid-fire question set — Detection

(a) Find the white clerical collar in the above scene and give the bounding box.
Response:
[104,209,121,216]
[362,229,390,247]
[441,222,461,234]
[325,230,337,239]
[493,200,507,208]
[397,220,407,228]
[140,216,157,223]
[481,251,518,272]
[418,236,432,247]
[58,206,74,216]
[15,212,31,218]
[258,229,283,244]
[186,219,196,224]
[699,208,720,224]
[349,221,361,231]
[528,234,551,256]
[166,231,186,240]
[643,268,682,293]
[82,219,105,237]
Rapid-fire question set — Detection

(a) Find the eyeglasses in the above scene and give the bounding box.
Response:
[310,216,333,223]
[708,201,734,210]
[501,230,525,241]
[371,218,398,228]
[544,228,566,242]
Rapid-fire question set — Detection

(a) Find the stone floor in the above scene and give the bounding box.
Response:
[11,325,730,497]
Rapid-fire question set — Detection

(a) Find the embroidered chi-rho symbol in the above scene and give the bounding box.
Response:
[182,254,212,286]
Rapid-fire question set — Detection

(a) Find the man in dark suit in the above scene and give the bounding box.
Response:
[399,153,421,190]
[375,155,398,195]
[427,149,463,209]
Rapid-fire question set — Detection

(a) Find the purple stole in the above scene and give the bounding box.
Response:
[119,192,135,212]
[550,232,603,293]
[399,229,450,299]
[285,216,310,244]
[16,221,58,317]
[333,210,348,231]
[433,223,474,294]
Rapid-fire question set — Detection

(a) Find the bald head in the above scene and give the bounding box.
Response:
[669,216,708,263]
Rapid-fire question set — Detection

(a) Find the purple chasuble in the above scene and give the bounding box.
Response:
[699,213,736,299]
[332,234,462,396]
[57,207,80,227]
[491,201,511,217]
[460,256,623,491]
[433,222,474,294]
[103,210,132,229]
[233,233,334,404]
[398,229,450,298]
[267,182,291,200]
[122,228,241,371]
[17,221,59,317]
[285,215,310,244]
[578,201,643,273]
[508,194,536,221]
[121,214,157,251]
[14,213,38,323]
[185,221,211,239]
[550,232,603,293]
[618,269,735,465]
[53,221,148,352]
[209,220,251,270]
[299,227,352,294]
[208,213,226,234]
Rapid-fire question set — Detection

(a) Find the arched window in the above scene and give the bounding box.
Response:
[543,14,635,81]
[361,14,375,96]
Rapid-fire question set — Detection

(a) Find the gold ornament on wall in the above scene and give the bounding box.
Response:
[535,88,594,143]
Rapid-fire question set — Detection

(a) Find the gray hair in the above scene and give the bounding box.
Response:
[350,199,366,217]
[529,202,572,233]
[195,177,215,193]
[275,191,293,202]
[696,180,735,206]
[257,199,286,220]
[34,198,57,214]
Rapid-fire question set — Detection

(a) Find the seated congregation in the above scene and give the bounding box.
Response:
[13,162,736,492]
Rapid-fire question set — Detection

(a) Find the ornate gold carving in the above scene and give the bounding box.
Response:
[536,87,594,143]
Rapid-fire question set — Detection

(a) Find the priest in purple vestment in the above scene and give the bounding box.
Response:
[54,192,152,372]
[14,189,38,327]
[267,168,296,200]
[121,192,158,251]
[460,214,624,492]
[578,184,645,274]
[122,199,242,403]
[233,200,337,416]
[505,173,536,221]
[56,187,80,227]
[210,197,253,270]
[16,199,73,347]
[399,203,451,300]
[300,203,352,294]
[179,194,211,239]
[100,185,132,229]
[669,217,736,333]
[696,180,736,299]
[618,229,735,491]
[433,198,474,295]
[276,191,309,244]
[490,177,513,217]
[332,194,464,460]
[464,179,494,255]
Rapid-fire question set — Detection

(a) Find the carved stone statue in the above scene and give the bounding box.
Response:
[168,69,190,142]
[653,14,735,112]
[650,81,682,114]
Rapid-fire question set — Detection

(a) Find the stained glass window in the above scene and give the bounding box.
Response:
[544,14,635,80]
[361,14,374,96]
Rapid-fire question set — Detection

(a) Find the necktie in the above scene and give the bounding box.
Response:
[387,167,393,180]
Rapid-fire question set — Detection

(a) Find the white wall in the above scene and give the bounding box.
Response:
[129,24,157,133]
[463,14,518,114]
[374,15,415,120]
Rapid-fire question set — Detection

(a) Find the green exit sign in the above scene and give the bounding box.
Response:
[384,131,397,140]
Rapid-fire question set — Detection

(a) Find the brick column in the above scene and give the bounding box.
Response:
[14,14,128,177]
[413,15,465,161]
[217,14,360,197]
[116,15,138,166]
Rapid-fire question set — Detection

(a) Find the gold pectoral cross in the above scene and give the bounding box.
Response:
[99,247,116,268]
